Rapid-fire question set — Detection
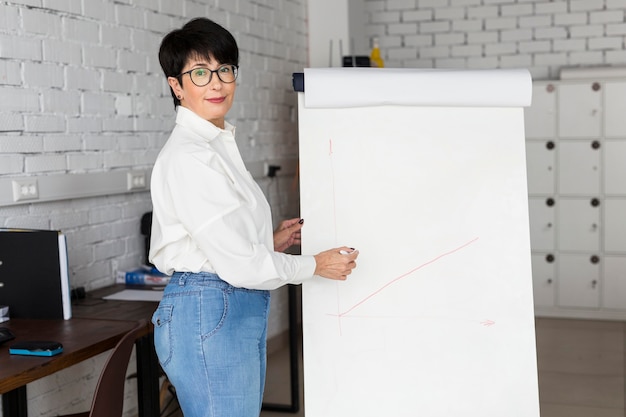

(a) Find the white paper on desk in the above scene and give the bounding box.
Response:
[303,67,532,108]
[102,289,163,302]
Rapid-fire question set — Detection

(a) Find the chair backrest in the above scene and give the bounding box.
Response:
[140,211,153,266]
[89,319,147,417]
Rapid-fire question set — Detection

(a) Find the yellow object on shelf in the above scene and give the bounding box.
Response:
[370,37,384,68]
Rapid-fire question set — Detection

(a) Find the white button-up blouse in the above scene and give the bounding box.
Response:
[149,106,316,290]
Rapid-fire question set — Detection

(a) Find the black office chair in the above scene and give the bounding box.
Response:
[140,211,153,267]
[140,211,181,416]
[59,319,147,417]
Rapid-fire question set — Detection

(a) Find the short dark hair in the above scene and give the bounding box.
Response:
[159,18,239,108]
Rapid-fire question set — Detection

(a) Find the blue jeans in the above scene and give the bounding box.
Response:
[152,272,270,417]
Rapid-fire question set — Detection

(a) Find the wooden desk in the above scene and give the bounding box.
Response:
[1,285,160,417]
[71,285,160,417]
[0,318,142,417]
[72,284,159,321]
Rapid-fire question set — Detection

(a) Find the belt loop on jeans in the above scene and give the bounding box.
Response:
[177,272,189,286]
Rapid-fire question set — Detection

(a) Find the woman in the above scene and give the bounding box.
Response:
[150,18,359,417]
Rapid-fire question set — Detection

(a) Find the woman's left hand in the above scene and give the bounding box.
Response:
[274,218,304,252]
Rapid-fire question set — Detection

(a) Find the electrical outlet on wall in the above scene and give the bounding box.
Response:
[12,179,39,202]
[127,172,147,190]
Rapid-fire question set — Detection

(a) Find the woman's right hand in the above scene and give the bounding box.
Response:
[313,247,359,281]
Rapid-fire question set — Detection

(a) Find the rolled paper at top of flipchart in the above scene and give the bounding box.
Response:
[303,67,532,108]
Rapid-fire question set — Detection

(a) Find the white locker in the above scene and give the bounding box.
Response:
[558,254,600,309]
[558,140,601,195]
[604,82,626,138]
[603,256,626,309]
[528,197,555,251]
[525,84,556,139]
[531,253,556,308]
[604,199,626,252]
[604,140,626,195]
[557,198,601,252]
[525,141,556,195]
[558,83,602,138]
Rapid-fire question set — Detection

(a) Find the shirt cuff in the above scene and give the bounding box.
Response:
[292,254,317,284]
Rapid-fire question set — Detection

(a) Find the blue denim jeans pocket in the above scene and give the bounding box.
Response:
[151,271,270,417]
[151,303,174,366]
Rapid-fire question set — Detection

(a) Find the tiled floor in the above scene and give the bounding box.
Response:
[535,318,625,417]
[161,317,626,417]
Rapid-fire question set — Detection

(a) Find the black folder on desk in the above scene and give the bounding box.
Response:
[0,228,72,319]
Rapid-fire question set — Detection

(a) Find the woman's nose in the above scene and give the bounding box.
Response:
[208,74,222,89]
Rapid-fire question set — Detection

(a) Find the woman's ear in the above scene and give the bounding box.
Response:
[168,77,183,99]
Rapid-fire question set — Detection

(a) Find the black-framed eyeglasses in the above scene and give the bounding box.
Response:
[176,64,239,86]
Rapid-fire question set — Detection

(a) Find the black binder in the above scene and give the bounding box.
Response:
[0,228,71,320]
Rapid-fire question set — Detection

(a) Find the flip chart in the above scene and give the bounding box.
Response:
[297,68,539,417]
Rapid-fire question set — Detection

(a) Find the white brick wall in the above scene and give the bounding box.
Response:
[365,0,626,79]
[0,1,307,415]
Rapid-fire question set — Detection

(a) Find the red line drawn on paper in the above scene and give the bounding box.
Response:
[325,141,492,333]
[330,237,480,319]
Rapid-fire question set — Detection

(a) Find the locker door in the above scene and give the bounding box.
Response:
[604,199,626,252]
[528,197,556,251]
[531,253,556,308]
[558,140,601,195]
[604,82,626,138]
[558,82,602,138]
[525,141,556,195]
[558,254,600,308]
[558,198,601,252]
[604,140,626,195]
[603,256,626,310]
[525,83,556,139]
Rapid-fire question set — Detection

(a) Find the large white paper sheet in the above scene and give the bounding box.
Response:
[298,68,538,417]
